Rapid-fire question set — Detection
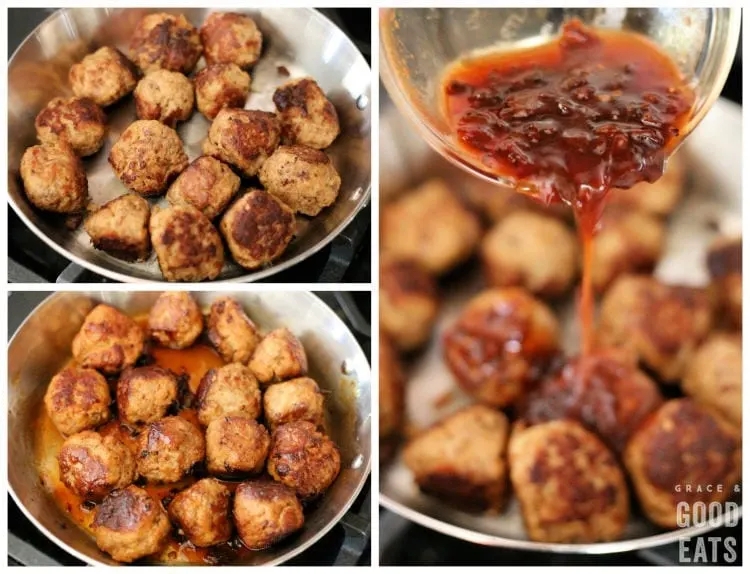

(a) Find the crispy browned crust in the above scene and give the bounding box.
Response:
[94,486,160,532]
[20,142,89,213]
[262,377,324,430]
[69,47,138,107]
[205,416,270,475]
[200,12,263,68]
[116,365,178,425]
[196,363,261,425]
[44,367,111,434]
[133,70,194,128]
[233,479,304,550]
[194,63,251,120]
[248,327,308,385]
[84,194,151,262]
[35,96,107,156]
[129,13,202,74]
[206,297,260,363]
[71,304,144,374]
[166,156,240,220]
[272,78,339,147]
[168,478,232,547]
[148,291,203,349]
[137,416,205,482]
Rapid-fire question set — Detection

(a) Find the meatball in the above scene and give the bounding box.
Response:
[168,478,231,547]
[166,156,240,219]
[35,96,107,156]
[150,204,225,282]
[272,77,340,149]
[129,12,202,74]
[403,405,509,512]
[509,420,629,543]
[443,288,560,408]
[598,276,713,381]
[207,296,260,364]
[610,150,685,216]
[93,485,171,563]
[137,416,205,483]
[197,363,262,425]
[205,416,270,476]
[148,291,203,349]
[381,179,482,275]
[200,12,263,69]
[624,399,741,529]
[194,63,251,120]
[481,210,579,298]
[134,69,194,127]
[248,328,308,385]
[69,46,137,107]
[219,190,296,270]
[20,141,88,213]
[109,120,188,196]
[203,109,281,177]
[263,377,325,430]
[682,334,741,428]
[58,431,136,500]
[72,304,144,374]
[379,334,404,462]
[234,480,304,550]
[117,366,178,426]
[707,236,742,330]
[44,366,111,436]
[84,194,151,262]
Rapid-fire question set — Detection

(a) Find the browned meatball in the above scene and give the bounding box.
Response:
[72,304,145,374]
[93,485,171,563]
[134,69,194,127]
[69,46,138,107]
[166,156,240,219]
[205,416,270,476]
[20,141,88,213]
[273,78,340,149]
[35,96,107,156]
[263,377,325,430]
[443,288,560,408]
[707,236,742,330]
[624,399,741,529]
[234,480,304,550]
[267,421,340,500]
[610,150,686,216]
[207,296,260,364]
[509,420,629,543]
[403,405,509,512]
[200,12,263,69]
[84,194,151,262]
[44,366,111,436]
[203,109,281,177]
[117,366,178,425]
[150,204,225,282]
[220,190,296,270]
[194,63,251,120]
[168,478,231,547]
[137,416,205,483]
[58,431,136,500]
[109,120,188,196]
[197,363,261,425]
[379,334,404,462]
[148,291,203,349]
[129,12,202,74]
[248,328,308,386]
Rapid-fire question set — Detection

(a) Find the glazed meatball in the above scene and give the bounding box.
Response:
[93,485,171,563]
[683,334,741,428]
[263,377,325,430]
[403,405,509,512]
[195,63,251,120]
[150,204,225,282]
[509,420,629,543]
[117,366,178,426]
[610,150,686,216]
[624,399,741,529]
[273,77,340,149]
[203,109,281,177]
[137,416,205,483]
[481,210,579,298]
[134,69,194,127]
[109,120,188,196]
[219,190,296,270]
[707,236,742,330]
[44,366,111,436]
[248,328,308,386]
[205,416,270,475]
[598,276,713,381]
[381,179,482,275]
[200,12,263,69]
[84,194,151,262]
[168,478,231,547]
[379,334,404,462]
[35,96,107,156]
[166,156,240,219]
[58,431,136,500]
[69,46,137,107]
[207,297,260,364]
[72,304,144,374]
[148,291,203,349]
[129,12,202,74]
[234,480,304,550]
[267,421,341,500]
[443,288,560,408]
[20,141,88,213]
[197,363,262,425]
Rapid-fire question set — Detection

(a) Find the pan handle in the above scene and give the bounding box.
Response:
[333,292,371,338]
[334,509,371,566]
[56,262,88,283]
[8,532,62,566]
